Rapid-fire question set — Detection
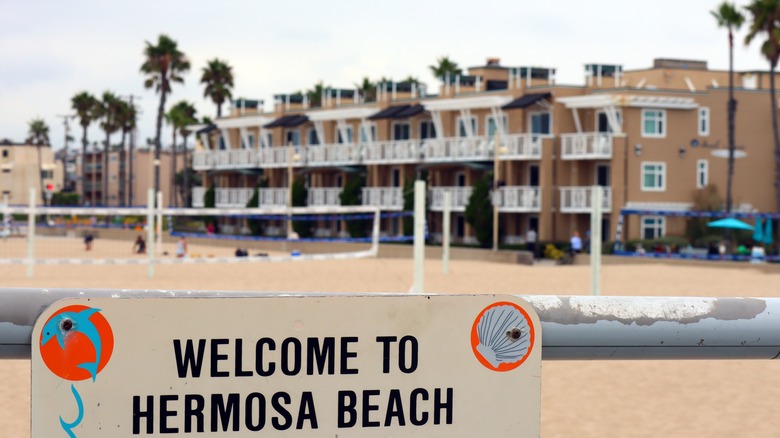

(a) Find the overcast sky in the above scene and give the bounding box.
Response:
[0,0,771,150]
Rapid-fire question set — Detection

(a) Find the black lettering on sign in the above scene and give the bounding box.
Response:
[399,336,419,373]
[184,394,205,433]
[337,390,357,428]
[298,391,318,429]
[375,336,396,374]
[173,339,206,378]
[210,339,230,377]
[235,339,253,377]
[159,395,178,433]
[362,390,381,427]
[211,393,240,432]
[281,338,302,376]
[385,389,406,426]
[244,392,266,432]
[340,337,359,374]
[307,337,335,375]
[410,388,428,426]
[255,338,275,377]
[434,388,454,425]
[271,392,293,430]
[132,395,154,434]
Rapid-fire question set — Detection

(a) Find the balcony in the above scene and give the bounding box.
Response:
[423,137,491,162]
[430,186,472,212]
[499,134,542,160]
[192,151,214,170]
[307,187,342,207]
[259,147,305,169]
[256,188,288,207]
[559,186,611,213]
[306,144,361,167]
[192,187,205,207]
[561,133,612,160]
[493,186,541,212]
[362,187,403,210]
[215,188,254,208]
[364,140,422,164]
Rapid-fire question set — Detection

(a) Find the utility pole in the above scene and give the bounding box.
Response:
[56,114,74,191]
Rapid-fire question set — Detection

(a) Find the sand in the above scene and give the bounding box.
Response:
[2,254,780,437]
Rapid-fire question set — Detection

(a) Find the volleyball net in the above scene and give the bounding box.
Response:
[0,190,409,270]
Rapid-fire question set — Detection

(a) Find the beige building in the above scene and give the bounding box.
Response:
[76,147,184,207]
[189,57,780,244]
[0,140,63,206]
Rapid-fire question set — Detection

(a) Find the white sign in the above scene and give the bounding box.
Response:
[32,295,541,437]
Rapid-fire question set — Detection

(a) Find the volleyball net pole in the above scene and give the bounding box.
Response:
[146,189,155,278]
[443,190,451,275]
[590,186,602,296]
[413,180,426,294]
[26,188,35,278]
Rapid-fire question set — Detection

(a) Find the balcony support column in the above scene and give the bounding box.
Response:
[571,108,582,133]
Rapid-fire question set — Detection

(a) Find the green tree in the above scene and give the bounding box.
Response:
[71,91,100,205]
[141,34,190,202]
[172,101,198,207]
[745,0,780,212]
[340,174,367,238]
[200,58,234,118]
[246,177,269,235]
[402,179,415,238]
[291,177,313,237]
[306,81,329,107]
[96,91,122,205]
[165,101,196,207]
[464,174,494,248]
[26,118,50,204]
[115,99,137,206]
[354,77,376,102]
[712,2,745,213]
[429,56,462,81]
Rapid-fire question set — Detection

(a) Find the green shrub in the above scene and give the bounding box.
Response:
[340,174,367,238]
[464,173,493,248]
[291,177,313,238]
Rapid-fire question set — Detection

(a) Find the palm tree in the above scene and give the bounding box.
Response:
[712,2,745,214]
[306,81,329,107]
[71,91,100,205]
[429,56,462,82]
[96,91,122,206]
[354,77,376,102]
[26,118,50,204]
[745,0,780,212]
[172,101,197,207]
[115,99,137,206]
[165,105,184,207]
[200,58,234,118]
[140,34,190,203]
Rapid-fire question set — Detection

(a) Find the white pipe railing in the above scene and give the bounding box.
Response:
[559,186,611,212]
[430,186,472,211]
[362,187,404,209]
[494,186,541,211]
[561,132,613,160]
[364,140,422,164]
[307,187,342,207]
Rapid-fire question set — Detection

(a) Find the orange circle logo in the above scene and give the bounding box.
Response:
[471,301,535,372]
[39,305,114,381]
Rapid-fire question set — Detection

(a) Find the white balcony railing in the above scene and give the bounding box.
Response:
[561,132,613,160]
[259,147,305,168]
[430,187,473,212]
[500,134,542,160]
[423,137,492,162]
[362,187,403,210]
[493,186,541,212]
[192,187,205,207]
[257,188,289,207]
[307,187,342,207]
[228,149,258,167]
[364,140,423,164]
[306,144,361,167]
[215,188,254,208]
[559,186,611,213]
[192,151,213,170]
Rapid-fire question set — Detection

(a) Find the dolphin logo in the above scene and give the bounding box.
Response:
[59,384,83,438]
[41,308,103,382]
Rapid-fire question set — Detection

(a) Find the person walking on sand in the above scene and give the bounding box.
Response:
[526,228,538,260]
[132,235,146,254]
[570,231,583,254]
[175,236,188,258]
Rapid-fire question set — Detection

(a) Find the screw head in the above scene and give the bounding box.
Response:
[60,318,73,332]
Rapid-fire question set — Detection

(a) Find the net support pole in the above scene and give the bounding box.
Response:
[413,180,425,294]
[370,207,380,256]
[590,186,603,296]
[156,191,163,256]
[1,193,8,236]
[26,188,35,278]
[146,189,155,278]
[443,190,451,274]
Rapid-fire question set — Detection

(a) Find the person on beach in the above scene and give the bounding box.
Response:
[175,236,188,258]
[133,236,146,254]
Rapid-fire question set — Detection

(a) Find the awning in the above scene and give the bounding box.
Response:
[502,92,551,110]
[264,114,309,128]
[368,104,425,120]
[195,124,218,135]
[394,104,425,118]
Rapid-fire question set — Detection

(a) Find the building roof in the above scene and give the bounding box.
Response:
[502,92,552,110]
[368,104,425,120]
[264,114,309,128]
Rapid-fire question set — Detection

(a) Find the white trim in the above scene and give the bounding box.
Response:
[359,121,376,144]
[698,107,710,136]
[640,215,666,239]
[215,116,272,129]
[696,159,709,189]
[421,95,513,111]
[557,94,697,110]
[595,109,623,133]
[640,161,666,192]
[305,107,379,121]
[625,201,693,211]
[485,113,508,139]
[528,111,553,137]
[641,109,666,138]
[456,114,477,138]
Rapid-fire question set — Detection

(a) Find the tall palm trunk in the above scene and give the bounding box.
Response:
[770,63,780,214]
[129,134,134,206]
[217,103,222,118]
[171,129,178,207]
[154,79,168,206]
[726,29,737,214]
[120,130,127,206]
[81,127,88,205]
[182,134,189,207]
[103,133,109,206]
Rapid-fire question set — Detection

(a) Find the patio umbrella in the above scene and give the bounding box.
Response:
[707,218,754,231]
[754,218,764,242]
[765,218,773,245]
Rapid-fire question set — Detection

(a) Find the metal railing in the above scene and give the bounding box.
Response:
[423,137,492,162]
[362,187,404,210]
[191,187,205,207]
[364,140,423,164]
[561,132,613,160]
[430,186,472,211]
[500,134,543,160]
[307,187,342,207]
[494,186,542,212]
[192,151,213,170]
[306,144,361,167]
[559,186,611,212]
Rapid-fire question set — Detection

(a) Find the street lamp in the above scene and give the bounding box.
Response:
[287,141,301,238]
[492,125,508,252]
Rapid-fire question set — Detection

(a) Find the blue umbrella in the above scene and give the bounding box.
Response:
[754,218,764,242]
[765,218,773,245]
[707,218,754,231]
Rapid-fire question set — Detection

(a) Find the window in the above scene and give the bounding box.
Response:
[337,127,354,144]
[265,133,273,148]
[698,107,710,136]
[486,114,508,140]
[641,216,665,239]
[419,120,436,139]
[642,109,666,137]
[697,159,708,188]
[596,110,622,133]
[393,122,410,140]
[641,162,666,191]
[529,112,551,137]
[40,170,53,179]
[218,135,226,150]
[360,123,376,144]
[247,134,255,149]
[285,129,301,146]
[2,149,8,158]
[458,116,477,138]
[307,128,319,145]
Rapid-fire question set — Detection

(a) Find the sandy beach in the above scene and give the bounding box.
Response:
[2,252,780,437]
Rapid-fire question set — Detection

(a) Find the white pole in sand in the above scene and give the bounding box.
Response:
[26,188,35,278]
[147,189,155,278]
[443,190,451,274]
[413,180,425,294]
[156,191,163,256]
[590,185,603,296]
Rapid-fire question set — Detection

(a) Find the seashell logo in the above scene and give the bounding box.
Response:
[471,301,535,372]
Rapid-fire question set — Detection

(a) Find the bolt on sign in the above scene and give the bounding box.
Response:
[32,294,541,437]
